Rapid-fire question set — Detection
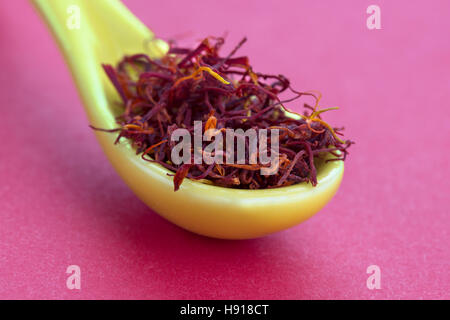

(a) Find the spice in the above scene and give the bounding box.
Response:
[92,37,353,191]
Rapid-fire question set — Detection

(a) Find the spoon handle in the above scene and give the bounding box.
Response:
[30,0,167,127]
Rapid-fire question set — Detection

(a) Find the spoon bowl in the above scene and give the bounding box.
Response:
[32,0,344,239]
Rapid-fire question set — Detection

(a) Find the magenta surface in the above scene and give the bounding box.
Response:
[0,0,448,299]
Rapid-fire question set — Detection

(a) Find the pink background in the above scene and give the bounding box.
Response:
[0,0,449,299]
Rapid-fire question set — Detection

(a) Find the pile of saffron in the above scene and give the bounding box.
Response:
[93,37,353,191]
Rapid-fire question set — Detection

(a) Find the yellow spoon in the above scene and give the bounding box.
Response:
[32,0,344,239]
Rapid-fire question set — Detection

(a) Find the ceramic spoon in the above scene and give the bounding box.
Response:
[31,0,344,239]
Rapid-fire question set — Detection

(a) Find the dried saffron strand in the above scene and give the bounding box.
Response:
[94,37,353,190]
[204,112,217,131]
[173,66,230,88]
[144,139,167,154]
[173,164,192,191]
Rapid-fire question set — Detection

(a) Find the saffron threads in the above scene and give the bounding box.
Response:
[94,37,353,191]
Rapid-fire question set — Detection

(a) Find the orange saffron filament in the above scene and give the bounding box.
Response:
[205,114,218,132]
[144,139,168,154]
[173,66,230,88]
